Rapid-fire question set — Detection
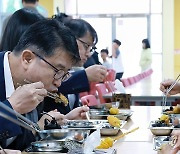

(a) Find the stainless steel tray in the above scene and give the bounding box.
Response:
[31,140,64,152]
[153,136,171,151]
[149,121,173,136]
[63,120,103,130]
[90,109,133,120]
[100,120,127,136]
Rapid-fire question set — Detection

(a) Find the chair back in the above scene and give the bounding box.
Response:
[80,95,98,106]
[95,83,108,104]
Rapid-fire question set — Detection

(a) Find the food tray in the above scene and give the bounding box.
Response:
[64,120,103,130]
[100,120,127,136]
[153,136,171,151]
[149,121,173,136]
[90,109,133,120]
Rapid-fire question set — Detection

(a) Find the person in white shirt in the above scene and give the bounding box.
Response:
[112,39,124,80]
[100,49,112,69]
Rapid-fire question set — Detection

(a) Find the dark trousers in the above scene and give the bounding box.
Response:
[116,72,124,80]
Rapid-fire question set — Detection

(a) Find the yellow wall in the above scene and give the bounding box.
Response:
[38,0,54,17]
[174,0,180,77]
[162,0,174,79]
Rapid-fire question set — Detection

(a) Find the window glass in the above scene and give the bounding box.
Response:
[65,0,149,15]
[115,17,147,77]
[150,14,162,53]
[82,17,112,63]
[0,0,21,13]
[151,0,162,13]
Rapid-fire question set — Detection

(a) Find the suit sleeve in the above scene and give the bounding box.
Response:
[58,70,90,95]
[0,100,22,141]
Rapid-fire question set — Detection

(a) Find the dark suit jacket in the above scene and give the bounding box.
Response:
[0,52,36,150]
[0,52,22,141]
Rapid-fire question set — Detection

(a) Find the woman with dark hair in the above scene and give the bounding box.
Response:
[64,19,98,66]
[139,38,152,72]
[0,8,44,51]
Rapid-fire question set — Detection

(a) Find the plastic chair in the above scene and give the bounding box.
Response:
[105,69,116,81]
[89,82,98,96]
[95,83,109,104]
[80,95,99,106]
[128,77,135,85]
[79,92,88,98]
[104,81,116,92]
[120,78,130,87]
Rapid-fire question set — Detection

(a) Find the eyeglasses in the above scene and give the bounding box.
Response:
[32,51,71,81]
[76,38,96,52]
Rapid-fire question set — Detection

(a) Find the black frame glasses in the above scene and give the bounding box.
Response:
[32,51,71,81]
[76,38,96,52]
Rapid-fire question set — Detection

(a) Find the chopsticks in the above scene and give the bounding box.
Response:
[0,145,7,154]
[162,74,180,111]
[0,103,40,132]
[114,127,139,141]
[24,79,60,103]
[22,79,68,106]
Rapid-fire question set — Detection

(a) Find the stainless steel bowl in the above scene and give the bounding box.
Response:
[31,140,64,152]
[39,129,69,140]
[100,121,127,136]
[100,127,119,136]
[149,121,173,136]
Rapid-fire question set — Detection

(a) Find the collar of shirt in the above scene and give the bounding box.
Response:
[4,51,15,98]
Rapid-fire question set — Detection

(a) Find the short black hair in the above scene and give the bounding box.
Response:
[142,39,150,49]
[113,39,121,46]
[22,0,38,4]
[64,19,98,45]
[101,49,109,55]
[0,8,44,51]
[13,19,80,65]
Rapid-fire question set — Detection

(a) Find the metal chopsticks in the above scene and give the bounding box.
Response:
[162,74,180,111]
[23,79,61,102]
[0,145,7,154]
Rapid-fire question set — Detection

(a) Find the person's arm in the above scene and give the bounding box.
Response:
[58,70,90,95]
[0,100,22,140]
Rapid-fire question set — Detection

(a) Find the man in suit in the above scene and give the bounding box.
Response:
[0,19,89,150]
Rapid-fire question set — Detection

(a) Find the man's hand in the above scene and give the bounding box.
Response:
[8,82,47,114]
[85,65,107,82]
[65,106,89,120]
[37,109,66,130]
[160,79,180,96]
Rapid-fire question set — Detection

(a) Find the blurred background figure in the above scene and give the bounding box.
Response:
[22,0,48,17]
[112,39,124,80]
[22,0,38,8]
[139,38,152,72]
[100,49,112,69]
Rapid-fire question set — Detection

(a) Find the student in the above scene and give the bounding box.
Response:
[139,38,152,72]
[100,49,112,69]
[112,39,124,80]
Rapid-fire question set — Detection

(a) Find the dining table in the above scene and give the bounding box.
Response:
[103,76,180,106]
[22,106,166,154]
